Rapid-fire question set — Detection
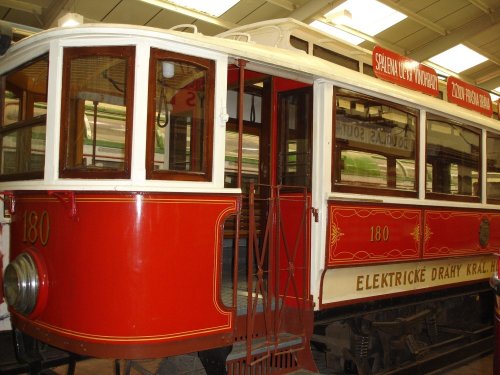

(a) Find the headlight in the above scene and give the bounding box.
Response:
[3,253,39,315]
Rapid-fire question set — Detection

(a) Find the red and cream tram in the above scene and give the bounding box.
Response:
[0,18,499,374]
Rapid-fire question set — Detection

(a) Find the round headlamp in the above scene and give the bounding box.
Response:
[3,252,39,315]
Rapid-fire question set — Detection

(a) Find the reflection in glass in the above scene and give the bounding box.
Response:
[334,91,417,191]
[0,55,48,179]
[426,118,479,197]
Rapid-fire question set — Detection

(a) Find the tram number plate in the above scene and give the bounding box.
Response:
[22,210,50,246]
[370,225,390,242]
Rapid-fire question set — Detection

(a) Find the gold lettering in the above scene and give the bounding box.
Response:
[356,275,364,291]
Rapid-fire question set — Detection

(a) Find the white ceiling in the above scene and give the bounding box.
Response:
[1,0,499,93]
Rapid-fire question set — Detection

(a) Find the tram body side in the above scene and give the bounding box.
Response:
[0,21,498,371]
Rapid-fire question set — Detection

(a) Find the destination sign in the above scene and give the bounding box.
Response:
[372,45,439,97]
[447,76,493,117]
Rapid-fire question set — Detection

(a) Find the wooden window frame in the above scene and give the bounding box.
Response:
[0,54,49,181]
[146,48,214,182]
[59,46,135,179]
[425,113,481,203]
[332,88,419,198]
[487,132,500,205]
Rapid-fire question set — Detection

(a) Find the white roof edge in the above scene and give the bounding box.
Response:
[1,22,498,131]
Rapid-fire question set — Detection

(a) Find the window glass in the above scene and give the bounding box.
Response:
[0,55,48,180]
[224,130,259,189]
[147,49,214,181]
[279,88,312,188]
[487,134,500,202]
[60,46,134,178]
[426,116,480,199]
[333,89,417,194]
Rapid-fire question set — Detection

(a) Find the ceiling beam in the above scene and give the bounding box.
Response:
[289,0,344,23]
[463,41,500,67]
[377,0,447,36]
[139,0,237,29]
[42,0,73,28]
[315,16,406,55]
[473,67,500,85]
[468,0,493,15]
[407,10,500,62]
[265,0,297,12]
[1,0,42,15]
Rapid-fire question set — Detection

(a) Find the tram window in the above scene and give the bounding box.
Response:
[0,55,48,180]
[487,133,500,203]
[313,45,359,71]
[146,48,214,181]
[333,89,417,196]
[426,116,480,201]
[60,46,135,179]
[224,129,259,190]
[290,36,309,53]
[279,87,312,188]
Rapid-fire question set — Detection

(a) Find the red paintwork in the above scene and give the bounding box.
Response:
[327,203,500,266]
[424,210,500,258]
[0,247,3,303]
[8,191,238,358]
[327,203,421,266]
[277,192,311,306]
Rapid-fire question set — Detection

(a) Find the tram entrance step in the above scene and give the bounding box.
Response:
[227,332,303,361]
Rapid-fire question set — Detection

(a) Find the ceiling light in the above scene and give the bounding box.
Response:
[166,0,239,17]
[57,13,83,27]
[429,44,488,73]
[324,0,407,36]
[309,20,364,46]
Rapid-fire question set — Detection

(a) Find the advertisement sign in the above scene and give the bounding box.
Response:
[372,45,439,97]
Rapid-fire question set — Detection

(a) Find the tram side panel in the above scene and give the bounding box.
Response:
[321,202,498,308]
[6,191,237,359]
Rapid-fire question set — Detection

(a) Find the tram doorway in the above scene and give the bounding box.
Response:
[222,63,315,372]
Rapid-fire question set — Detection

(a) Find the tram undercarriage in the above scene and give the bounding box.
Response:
[312,283,493,375]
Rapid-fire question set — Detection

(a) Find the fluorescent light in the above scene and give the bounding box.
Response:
[324,0,407,36]
[58,13,83,27]
[429,44,488,73]
[167,0,239,16]
[310,20,364,46]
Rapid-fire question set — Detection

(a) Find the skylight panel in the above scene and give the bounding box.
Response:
[167,0,239,17]
[429,44,488,73]
[309,20,364,45]
[325,0,407,36]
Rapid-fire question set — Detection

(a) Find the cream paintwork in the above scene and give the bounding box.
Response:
[322,255,497,306]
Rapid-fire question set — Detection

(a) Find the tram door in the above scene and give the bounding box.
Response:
[223,65,313,353]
